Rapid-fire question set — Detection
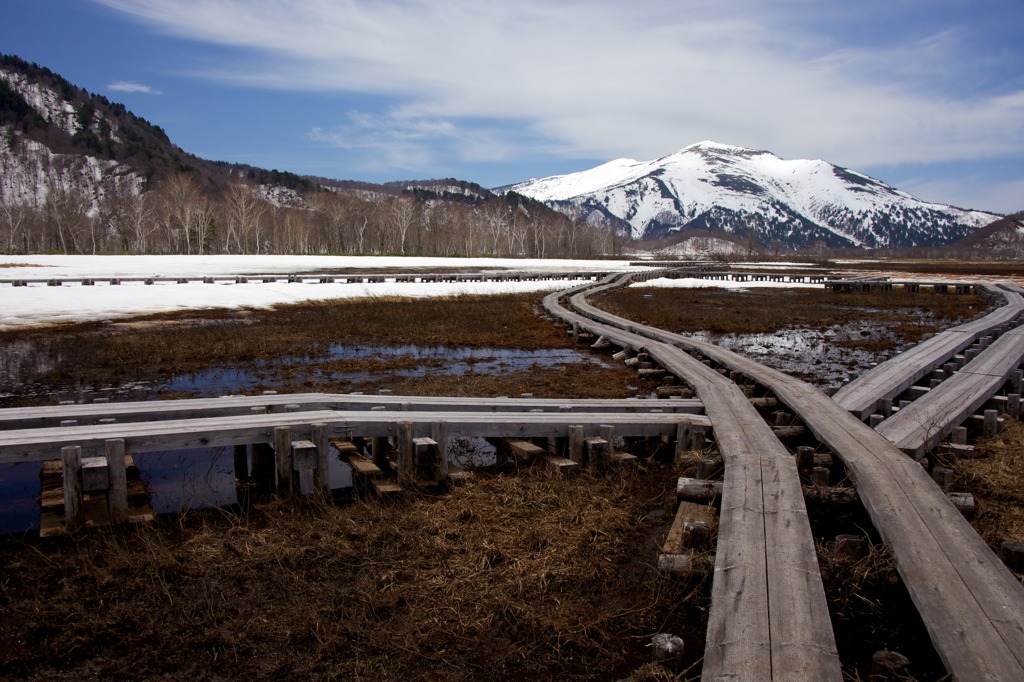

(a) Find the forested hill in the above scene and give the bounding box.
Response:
[0,54,613,257]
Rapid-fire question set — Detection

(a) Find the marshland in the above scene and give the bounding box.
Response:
[0,266,1019,681]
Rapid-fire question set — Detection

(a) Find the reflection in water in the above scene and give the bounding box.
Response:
[165,345,607,395]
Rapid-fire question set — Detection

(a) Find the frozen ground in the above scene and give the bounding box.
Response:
[0,255,844,329]
[0,255,646,329]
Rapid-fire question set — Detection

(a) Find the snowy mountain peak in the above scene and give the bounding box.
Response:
[679,140,768,157]
[502,143,999,250]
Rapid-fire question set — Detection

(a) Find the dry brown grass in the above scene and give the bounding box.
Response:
[0,465,707,681]
[949,419,1024,551]
[594,287,984,342]
[1,293,638,404]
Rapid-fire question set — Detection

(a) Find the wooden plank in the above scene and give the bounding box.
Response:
[0,409,710,463]
[876,325,1024,457]
[0,393,705,431]
[372,480,403,497]
[540,454,579,475]
[347,455,382,478]
[662,501,716,555]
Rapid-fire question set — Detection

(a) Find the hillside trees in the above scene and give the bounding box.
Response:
[0,163,618,257]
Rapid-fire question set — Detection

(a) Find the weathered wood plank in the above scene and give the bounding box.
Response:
[0,393,705,430]
[0,410,710,463]
[876,325,1024,457]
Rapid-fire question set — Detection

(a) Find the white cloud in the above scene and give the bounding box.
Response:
[93,0,1024,172]
[107,80,162,95]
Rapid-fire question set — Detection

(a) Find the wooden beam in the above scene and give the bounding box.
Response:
[61,445,83,531]
[105,439,128,524]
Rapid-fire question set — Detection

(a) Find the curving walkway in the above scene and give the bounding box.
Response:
[552,272,1024,681]
[544,278,842,681]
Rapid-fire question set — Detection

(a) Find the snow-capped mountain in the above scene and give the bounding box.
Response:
[502,142,999,249]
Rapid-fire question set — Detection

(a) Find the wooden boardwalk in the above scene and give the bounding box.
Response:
[833,283,1024,419]
[0,408,709,463]
[875,322,1024,457]
[0,270,604,288]
[0,393,703,430]
[563,272,1024,681]
[544,279,842,681]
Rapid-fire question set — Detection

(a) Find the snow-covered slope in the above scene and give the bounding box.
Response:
[503,142,999,249]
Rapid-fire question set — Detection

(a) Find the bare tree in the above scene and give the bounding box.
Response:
[223,183,268,254]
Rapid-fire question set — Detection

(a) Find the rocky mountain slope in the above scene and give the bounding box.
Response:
[502,141,1000,250]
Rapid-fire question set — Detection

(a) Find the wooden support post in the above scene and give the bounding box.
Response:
[811,466,830,488]
[81,457,109,493]
[586,436,610,469]
[952,426,968,445]
[870,650,910,680]
[651,633,686,673]
[274,426,295,497]
[984,409,999,436]
[673,422,691,462]
[682,521,712,549]
[372,436,390,471]
[796,446,815,478]
[1008,394,1021,420]
[291,438,318,495]
[233,444,248,479]
[690,424,706,451]
[600,423,615,456]
[999,541,1024,573]
[696,458,717,480]
[412,436,440,482]
[396,421,414,486]
[61,445,83,530]
[948,492,976,516]
[676,477,722,503]
[869,414,884,428]
[834,534,864,561]
[880,398,894,418]
[1012,369,1023,394]
[568,425,585,465]
[431,421,449,480]
[932,466,954,491]
[105,439,128,524]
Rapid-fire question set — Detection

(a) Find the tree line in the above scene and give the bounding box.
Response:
[0,157,624,258]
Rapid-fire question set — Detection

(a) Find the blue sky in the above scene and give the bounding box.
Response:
[2,0,1023,213]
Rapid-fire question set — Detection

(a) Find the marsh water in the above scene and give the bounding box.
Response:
[0,342,603,534]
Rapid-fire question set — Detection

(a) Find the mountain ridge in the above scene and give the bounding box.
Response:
[501,141,1000,250]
